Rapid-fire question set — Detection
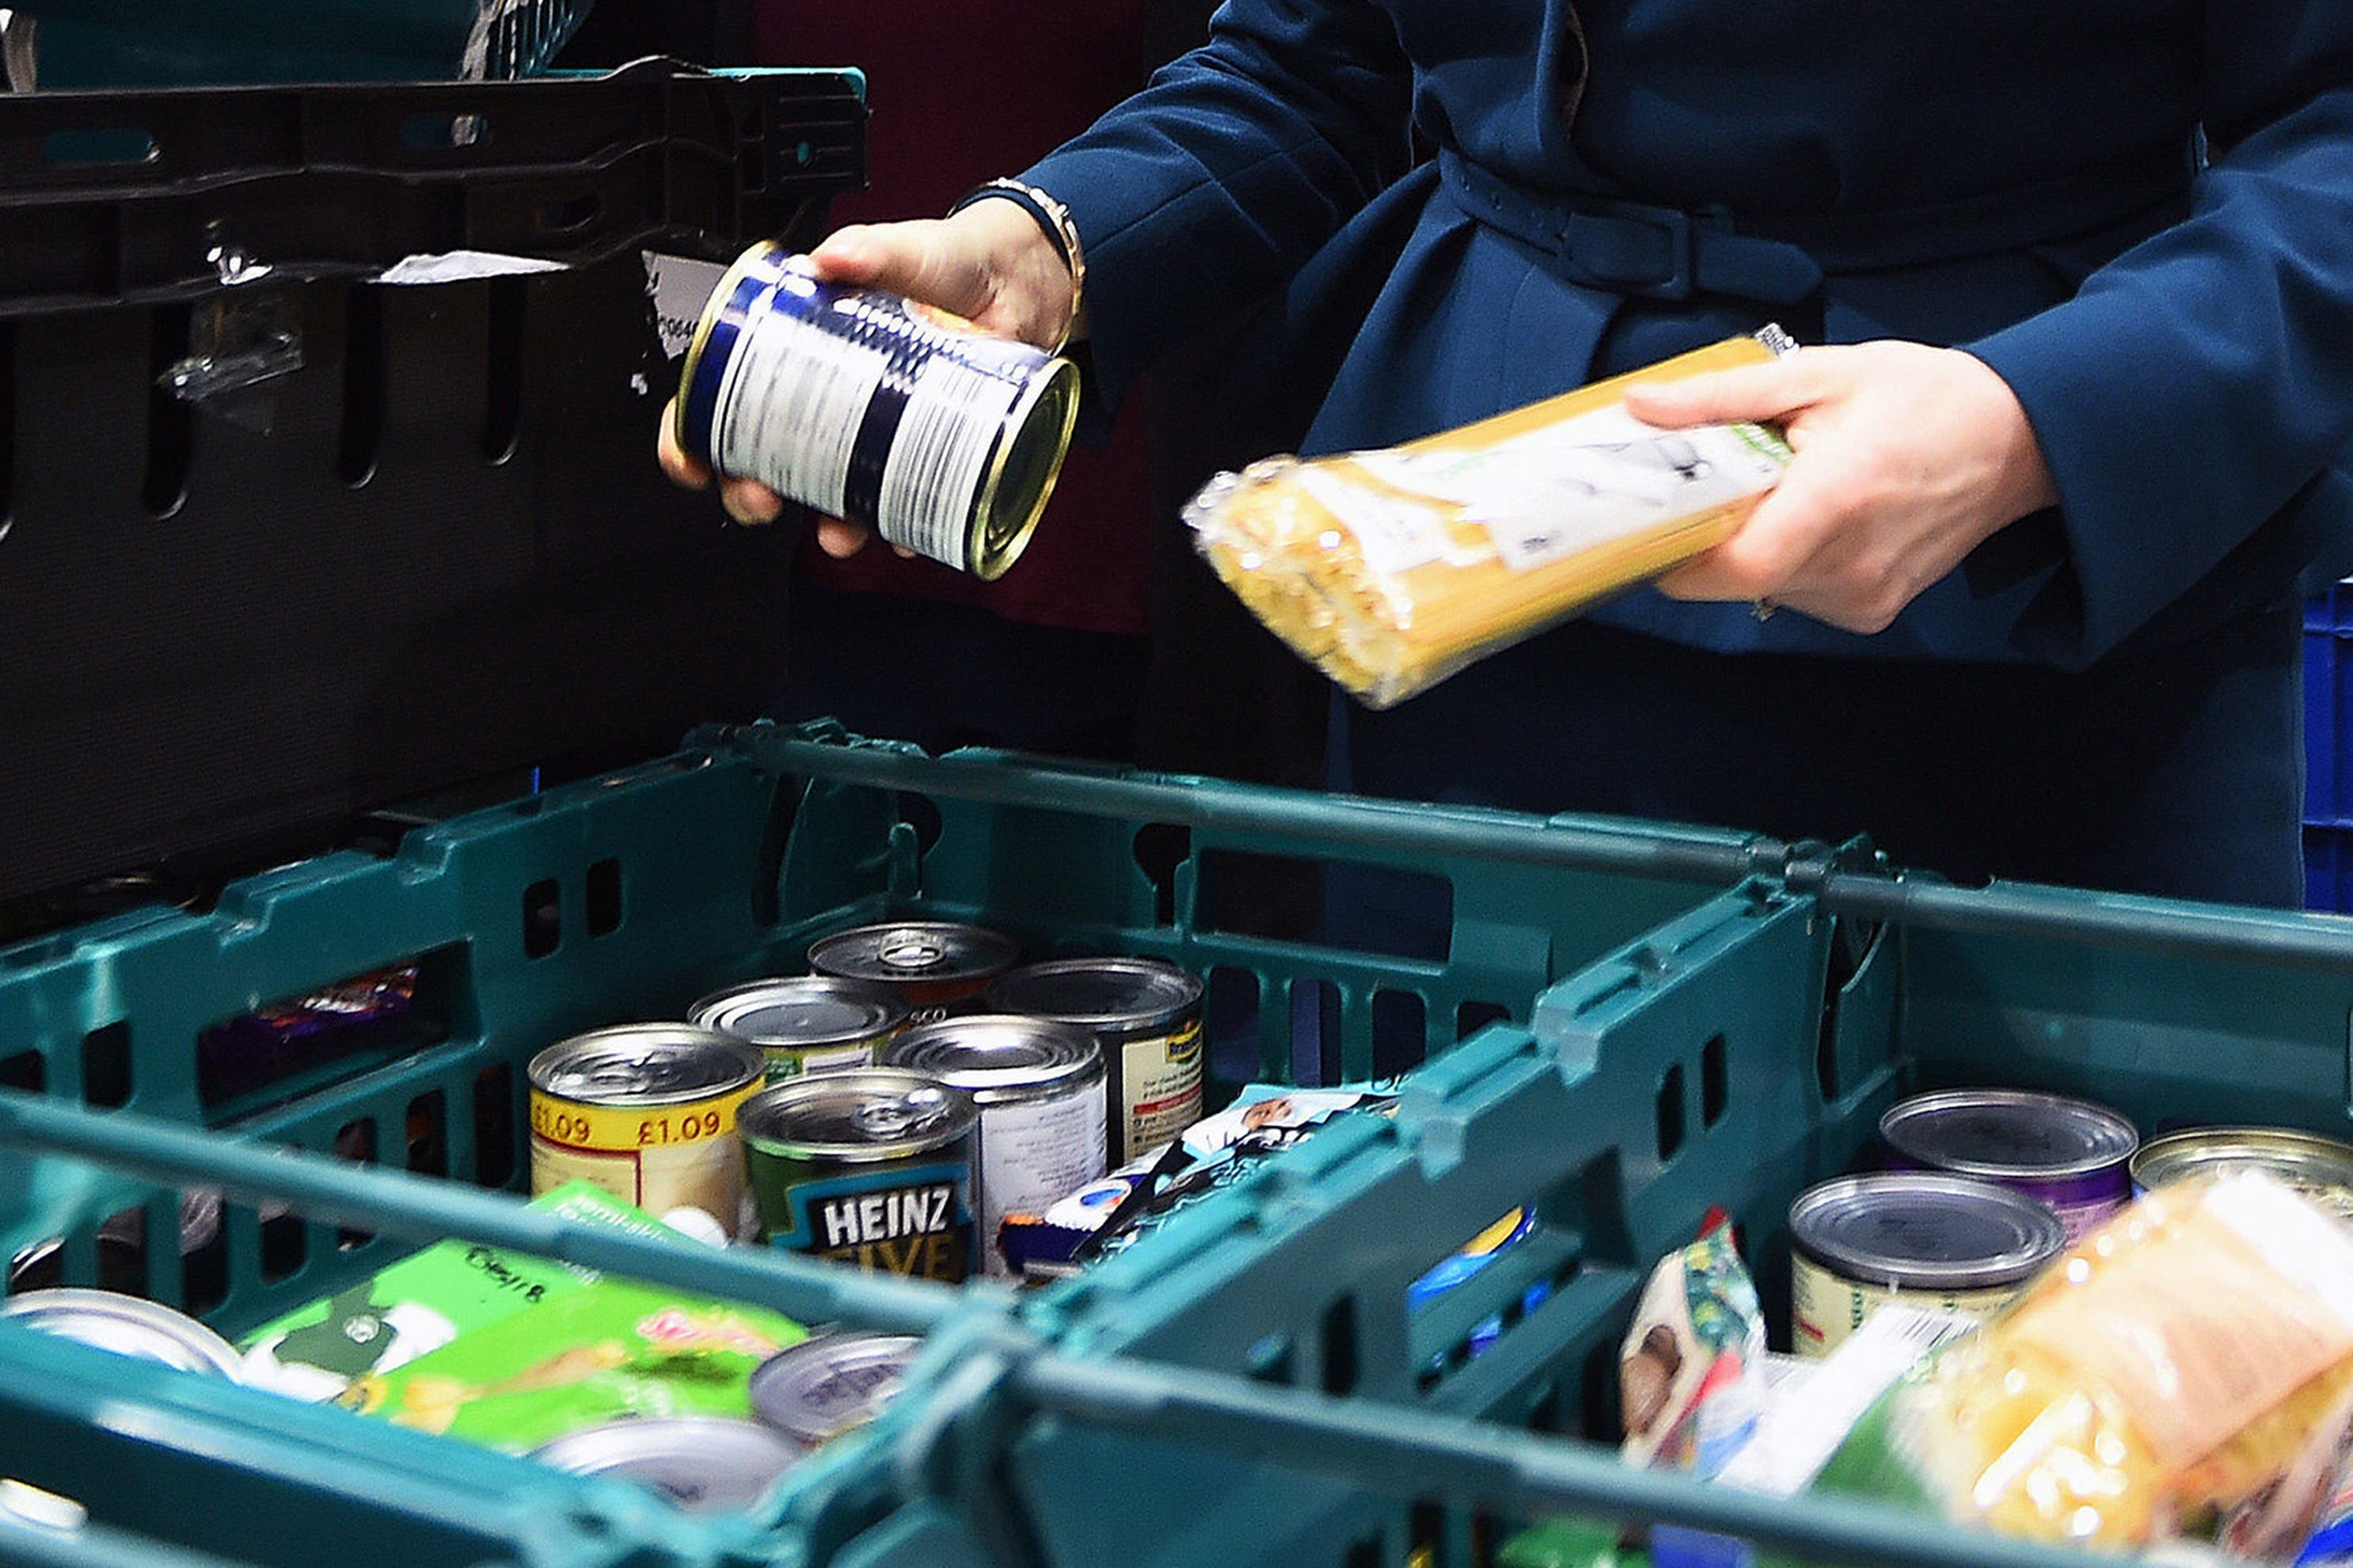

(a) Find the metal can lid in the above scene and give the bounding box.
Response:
[808,922,1021,985]
[690,976,910,1051]
[1880,1089,2138,1181]
[2132,1127,2353,1217]
[530,1415,801,1513]
[878,1016,1103,1104]
[529,1024,765,1110]
[738,1068,978,1160]
[0,1287,244,1378]
[749,1333,922,1448]
[984,957,1204,1035]
[1789,1173,2070,1291]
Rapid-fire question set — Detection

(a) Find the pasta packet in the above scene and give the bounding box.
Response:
[1811,1169,2353,1550]
[1183,328,1796,708]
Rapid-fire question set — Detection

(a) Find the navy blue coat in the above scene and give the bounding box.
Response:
[1024,1,2353,900]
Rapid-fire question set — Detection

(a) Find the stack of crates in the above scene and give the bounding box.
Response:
[9,720,2353,1568]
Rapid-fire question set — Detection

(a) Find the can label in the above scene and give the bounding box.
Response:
[762,1038,884,1082]
[1789,1248,2021,1359]
[529,1085,758,1239]
[975,1083,1108,1279]
[753,1158,974,1281]
[1119,1019,1205,1165]
[685,249,1074,577]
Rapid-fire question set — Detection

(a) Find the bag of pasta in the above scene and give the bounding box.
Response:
[1811,1169,2353,1551]
[1183,330,1794,709]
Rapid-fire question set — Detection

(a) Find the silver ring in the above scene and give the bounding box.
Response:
[1750,598,1777,622]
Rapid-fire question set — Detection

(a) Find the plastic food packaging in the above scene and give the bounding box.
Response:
[1184,330,1795,708]
[1815,1170,2353,1549]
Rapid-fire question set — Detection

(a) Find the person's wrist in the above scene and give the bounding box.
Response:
[948,179,1085,352]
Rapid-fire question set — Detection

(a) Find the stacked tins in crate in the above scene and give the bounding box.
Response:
[0,722,1782,1566]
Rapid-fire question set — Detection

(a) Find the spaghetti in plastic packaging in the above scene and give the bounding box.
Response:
[1182,329,1796,708]
[1817,1170,2353,1551]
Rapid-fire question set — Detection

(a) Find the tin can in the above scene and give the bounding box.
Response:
[738,1068,979,1281]
[749,1332,922,1450]
[985,957,1206,1164]
[530,1415,802,1513]
[674,241,1080,579]
[808,921,1021,1019]
[1879,1088,2138,1243]
[0,1287,244,1378]
[880,1016,1108,1278]
[1787,1173,2068,1359]
[689,975,910,1082]
[527,1024,766,1240]
[2131,1126,2353,1224]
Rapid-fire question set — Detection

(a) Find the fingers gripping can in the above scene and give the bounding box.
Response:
[675,241,1081,579]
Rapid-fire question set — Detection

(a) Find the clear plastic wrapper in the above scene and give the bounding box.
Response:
[1815,1170,2353,1550]
[1184,332,1795,708]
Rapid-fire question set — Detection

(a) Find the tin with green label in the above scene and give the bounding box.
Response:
[737,1068,979,1283]
[690,975,910,1081]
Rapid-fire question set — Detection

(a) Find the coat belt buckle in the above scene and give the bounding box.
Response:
[1559,199,1697,302]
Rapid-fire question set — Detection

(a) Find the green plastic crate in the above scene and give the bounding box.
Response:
[0,719,1773,1568]
[804,868,2353,1568]
[29,1,593,89]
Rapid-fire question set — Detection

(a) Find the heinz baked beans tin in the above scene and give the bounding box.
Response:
[674,241,1079,579]
[880,1016,1108,1279]
[1879,1088,2138,1243]
[808,921,1021,1018]
[689,975,910,1081]
[985,957,1205,1164]
[527,1024,766,1241]
[1788,1172,2068,1358]
[737,1068,979,1281]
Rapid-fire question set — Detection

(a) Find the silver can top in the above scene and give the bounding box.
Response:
[738,1068,978,1161]
[690,976,910,1051]
[984,957,1203,1037]
[749,1333,921,1449]
[530,1415,802,1513]
[1789,1172,2070,1292]
[528,1023,765,1109]
[1880,1088,2138,1181]
[2133,1126,2353,1222]
[0,1287,244,1378]
[808,921,1019,986]
[879,1015,1104,1107]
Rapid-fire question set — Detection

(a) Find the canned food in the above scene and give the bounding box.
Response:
[738,1069,979,1281]
[530,1415,802,1513]
[689,975,910,1081]
[985,957,1206,1164]
[1788,1173,2068,1358]
[880,1016,1108,1278]
[2131,1126,2353,1224]
[807,921,1021,1016]
[527,1024,767,1240]
[1880,1088,2138,1243]
[674,241,1079,579]
[0,1287,244,1378]
[749,1332,922,1449]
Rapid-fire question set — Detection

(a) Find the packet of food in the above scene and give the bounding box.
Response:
[238,1181,700,1399]
[1812,1169,2353,1549]
[1184,329,1796,708]
[1620,1217,1769,1478]
[335,1274,808,1452]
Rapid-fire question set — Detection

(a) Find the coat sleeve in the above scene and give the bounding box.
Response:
[1964,6,2353,663]
[1018,0,1418,411]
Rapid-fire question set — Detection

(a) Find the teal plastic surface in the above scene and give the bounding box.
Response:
[30,1,591,89]
[0,720,1772,1568]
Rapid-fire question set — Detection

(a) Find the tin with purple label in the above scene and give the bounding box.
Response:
[674,241,1079,579]
[1878,1088,2138,1243]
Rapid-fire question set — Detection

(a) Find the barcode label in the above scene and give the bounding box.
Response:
[879,358,1020,569]
[1713,1305,1974,1497]
[714,290,884,519]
